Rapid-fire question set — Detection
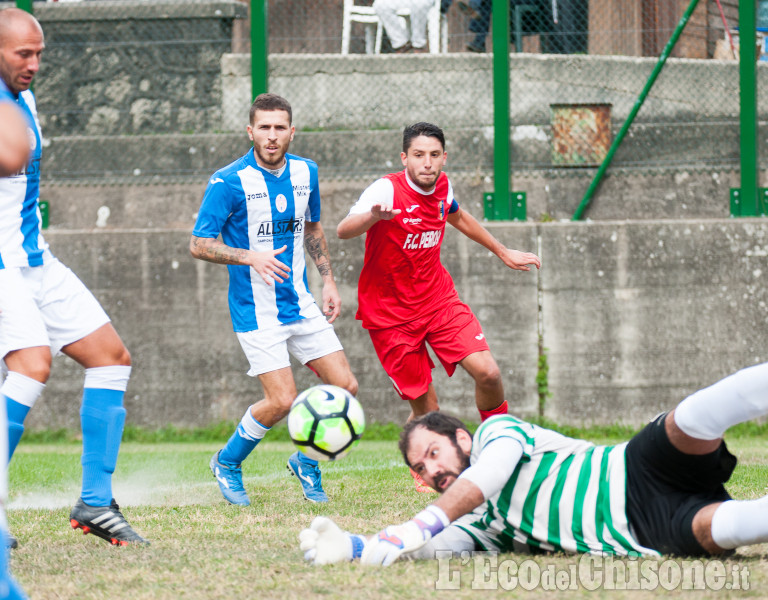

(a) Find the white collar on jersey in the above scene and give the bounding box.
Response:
[251,150,288,178]
[262,161,287,178]
[404,169,438,196]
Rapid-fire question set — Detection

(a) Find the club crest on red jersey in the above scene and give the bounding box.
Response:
[438,200,445,220]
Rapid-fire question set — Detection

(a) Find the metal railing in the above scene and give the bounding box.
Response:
[14,0,763,216]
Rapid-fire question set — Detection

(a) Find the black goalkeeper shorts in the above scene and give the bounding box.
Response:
[624,412,736,556]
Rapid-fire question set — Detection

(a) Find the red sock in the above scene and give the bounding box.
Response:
[479,400,508,422]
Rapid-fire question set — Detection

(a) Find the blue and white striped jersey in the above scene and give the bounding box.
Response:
[0,81,52,270]
[193,150,324,332]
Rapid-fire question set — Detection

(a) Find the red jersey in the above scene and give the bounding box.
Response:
[353,170,460,329]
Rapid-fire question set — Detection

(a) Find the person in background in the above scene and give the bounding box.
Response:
[374,0,435,53]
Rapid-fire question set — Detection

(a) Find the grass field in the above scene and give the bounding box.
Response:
[7,430,768,599]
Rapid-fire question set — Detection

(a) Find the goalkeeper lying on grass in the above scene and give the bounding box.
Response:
[301,364,768,566]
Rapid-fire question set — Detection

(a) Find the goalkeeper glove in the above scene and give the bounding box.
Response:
[299,517,366,565]
[360,505,450,567]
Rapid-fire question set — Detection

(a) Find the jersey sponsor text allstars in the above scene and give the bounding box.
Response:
[193,151,324,332]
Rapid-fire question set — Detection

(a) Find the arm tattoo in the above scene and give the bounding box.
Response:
[191,236,248,265]
[305,230,333,280]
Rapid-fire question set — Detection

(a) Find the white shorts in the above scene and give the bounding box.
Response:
[0,259,110,360]
[236,315,344,377]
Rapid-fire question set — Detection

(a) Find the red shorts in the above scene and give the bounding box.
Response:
[367,300,490,401]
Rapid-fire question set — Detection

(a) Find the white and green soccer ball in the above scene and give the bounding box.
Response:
[288,384,365,461]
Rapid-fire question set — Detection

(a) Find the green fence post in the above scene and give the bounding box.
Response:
[38,200,49,229]
[738,0,759,216]
[15,0,32,13]
[485,0,512,221]
[251,0,268,99]
[571,0,701,221]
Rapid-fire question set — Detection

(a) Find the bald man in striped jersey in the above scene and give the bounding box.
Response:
[301,363,768,565]
[0,7,146,549]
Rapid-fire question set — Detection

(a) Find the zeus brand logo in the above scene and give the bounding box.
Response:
[257,217,304,236]
[403,230,441,249]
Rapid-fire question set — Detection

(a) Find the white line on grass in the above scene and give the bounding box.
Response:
[8,459,404,510]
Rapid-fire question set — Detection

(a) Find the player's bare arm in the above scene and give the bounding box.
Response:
[336,204,402,239]
[189,235,290,286]
[0,102,30,177]
[304,221,341,322]
[447,207,541,271]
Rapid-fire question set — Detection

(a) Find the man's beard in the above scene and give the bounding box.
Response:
[433,443,471,492]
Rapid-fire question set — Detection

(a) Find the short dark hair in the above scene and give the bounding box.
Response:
[398,412,470,468]
[249,93,292,125]
[402,122,445,154]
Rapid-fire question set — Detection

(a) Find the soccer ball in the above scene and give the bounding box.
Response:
[287,384,365,461]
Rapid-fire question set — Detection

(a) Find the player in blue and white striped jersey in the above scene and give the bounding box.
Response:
[0,8,147,549]
[301,363,768,565]
[0,22,30,600]
[191,93,357,506]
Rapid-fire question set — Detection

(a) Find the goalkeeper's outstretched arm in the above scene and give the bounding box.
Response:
[298,480,486,566]
[300,436,523,567]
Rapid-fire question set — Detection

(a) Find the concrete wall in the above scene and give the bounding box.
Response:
[223,52,762,132]
[12,1,768,430]
[26,214,768,430]
[543,220,768,424]
[40,51,763,222]
[39,131,749,223]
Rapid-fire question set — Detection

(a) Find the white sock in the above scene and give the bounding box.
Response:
[0,371,45,408]
[711,496,768,549]
[83,365,131,391]
[240,410,269,441]
[674,363,768,440]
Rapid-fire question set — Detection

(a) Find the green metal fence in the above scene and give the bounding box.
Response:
[16,0,765,216]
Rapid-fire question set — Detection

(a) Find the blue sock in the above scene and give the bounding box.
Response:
[219,427,260,466]
[6,576,28,600]
[296,451,318,467]
[0,529,27,599]
[80,388,126,506]
[219,411,269,466]
[5,398,30,461]
[1,372,45,462]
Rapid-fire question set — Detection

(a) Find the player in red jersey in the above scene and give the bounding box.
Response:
[337,122,540,492]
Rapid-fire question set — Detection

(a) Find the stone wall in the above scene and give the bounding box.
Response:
[7,0,248,136]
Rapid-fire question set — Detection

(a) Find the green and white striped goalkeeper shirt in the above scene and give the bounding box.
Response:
[456,415,659,557]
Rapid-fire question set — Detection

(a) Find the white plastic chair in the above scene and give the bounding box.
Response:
[341,0,448,55]
[341,0,381,54]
